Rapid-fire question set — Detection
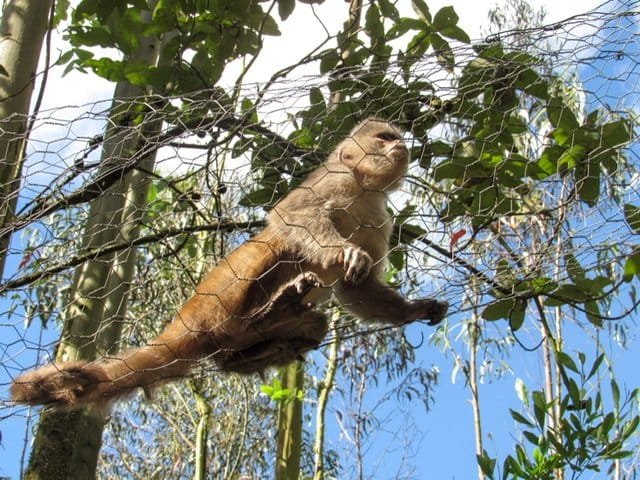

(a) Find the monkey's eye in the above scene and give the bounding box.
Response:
[376,131,401,142]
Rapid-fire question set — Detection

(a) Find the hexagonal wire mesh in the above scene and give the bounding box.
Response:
[0,0,639,476]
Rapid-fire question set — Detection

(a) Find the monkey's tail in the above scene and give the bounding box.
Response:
[10,335,196,409]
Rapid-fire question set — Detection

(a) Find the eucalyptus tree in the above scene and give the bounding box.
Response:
[0,0,54,275]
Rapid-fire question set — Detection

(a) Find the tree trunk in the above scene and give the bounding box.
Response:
[24,6,161,478]
[0,0,53,276]
[313,318,340,480]
[275,361,305,480]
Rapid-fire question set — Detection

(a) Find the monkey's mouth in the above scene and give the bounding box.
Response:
[385,145,409,162]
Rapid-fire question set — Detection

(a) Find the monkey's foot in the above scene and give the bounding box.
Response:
[278,272,324,304]
[408,298,449,326]
[219,336,321,374]
[221,305,329,375]
[248,272,324,327]
[341,245,373,285]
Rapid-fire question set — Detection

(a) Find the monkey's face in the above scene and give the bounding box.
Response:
[340,119,409,191]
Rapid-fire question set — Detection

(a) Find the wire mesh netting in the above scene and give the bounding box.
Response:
[0,0,639,477]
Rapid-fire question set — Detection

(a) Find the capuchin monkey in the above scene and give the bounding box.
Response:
[11,118,448,409]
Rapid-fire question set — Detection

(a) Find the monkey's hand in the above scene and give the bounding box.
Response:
[407,298,449,326]
[340,245,373,285]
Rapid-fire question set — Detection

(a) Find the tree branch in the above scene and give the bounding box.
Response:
[0,219,264,292]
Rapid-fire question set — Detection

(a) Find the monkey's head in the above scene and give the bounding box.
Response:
[337,118,409,192]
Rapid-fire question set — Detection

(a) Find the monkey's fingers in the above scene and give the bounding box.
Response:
[342,245,373,285]
[294,272,324,296]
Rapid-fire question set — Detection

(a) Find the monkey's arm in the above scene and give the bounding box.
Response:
[336,276,448,326]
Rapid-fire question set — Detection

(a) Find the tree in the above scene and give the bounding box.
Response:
[24,5,163,479]
[0,0,54,276]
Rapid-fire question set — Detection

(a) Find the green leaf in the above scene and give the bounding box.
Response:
[529,278,557,295]
[546,283,590,305]
[458,57,494,98]
[621,416,639,440]
[585,300,602,327]
[239,188,276,207]
[260,378,298,402]
[476,451,496,477]
[510,409,535,427]
[504,115,528,134]
[378,0,399,21]
[309,87,326,111]
[515,67,549,100]
[532,390,547,429]
[515,378,529,407]
[277,0,295,20]
[601,412,616,435]
[432,6,459,30]
[537,145,563,177]
[624,204,640,234]
[565,253,586,284]
[151,0,177,31]
[57,49,74,66]
[523,430,540,447]
[319,49,340,74]
[576,158,600,206]
[586,353,605,380]
[430,33,454,72]
[85,57,126,82]
[191,48,214,82]
[557,144,586,169]
[605,450,634,460]
[386,17,425,40]
[428,140,453,155]
[396,222,426,244]
[557,351,580,374]
[547,96,579,131]
[432,160,464,180]
[146,182,159,203]
[439,25,470,43]
[70,26,114,48]
[509,300,526,331]
[407,31,430,57]
[387,249,405,272]
[471,186,497,215]
[110,9,143,55]
[411,0,431,22]
[601,119,632,147]
[365,4,384,40]
[482,298,516,321]
[611,379,620,409]
[260,13,281,36]
[241,97,259,122]
[623,249,640,282]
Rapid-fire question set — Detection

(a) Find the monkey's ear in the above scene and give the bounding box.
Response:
[339,147,355,166]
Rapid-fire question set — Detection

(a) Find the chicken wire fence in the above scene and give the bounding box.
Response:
[0,0,638,448]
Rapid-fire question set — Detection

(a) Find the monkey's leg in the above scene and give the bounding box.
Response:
[218,272,329,374]
[244,271,325,334]
[218,309,328,374]
[337,276,448,326]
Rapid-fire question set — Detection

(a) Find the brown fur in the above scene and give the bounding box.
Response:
[10,118,447,409]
